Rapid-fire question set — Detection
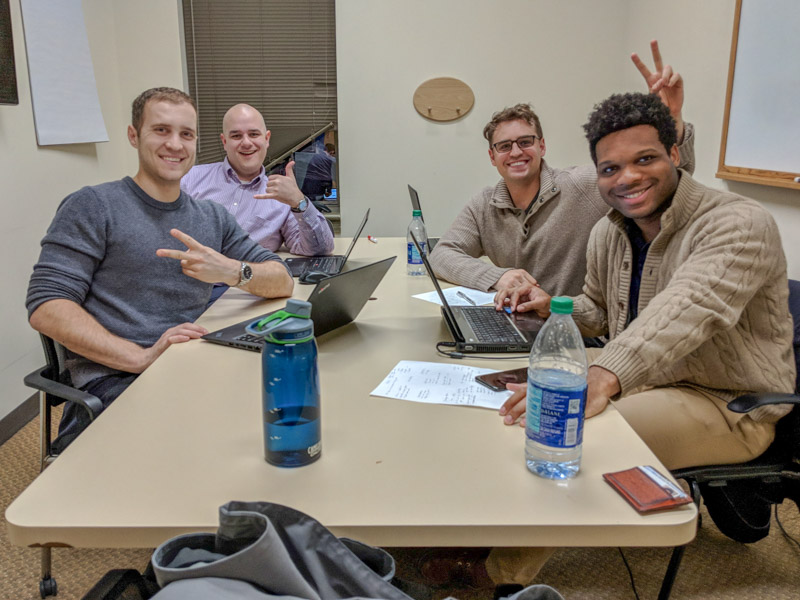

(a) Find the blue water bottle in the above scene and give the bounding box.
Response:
[525,296,588,479]
[246,299,321,467]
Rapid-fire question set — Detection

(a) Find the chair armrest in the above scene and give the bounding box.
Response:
[24,366,104,421]
[727,392,800,414]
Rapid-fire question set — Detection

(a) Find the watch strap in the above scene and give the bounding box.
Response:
[291,197,309,213]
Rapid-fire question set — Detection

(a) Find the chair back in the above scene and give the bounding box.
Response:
[39,334,73,404]
[778,279,800,457]
[40,335,72,383]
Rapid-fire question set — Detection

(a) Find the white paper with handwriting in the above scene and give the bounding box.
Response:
[371,360,513,410]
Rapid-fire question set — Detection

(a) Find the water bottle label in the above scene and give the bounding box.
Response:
[526,382,586,448]
[407,242,426,265]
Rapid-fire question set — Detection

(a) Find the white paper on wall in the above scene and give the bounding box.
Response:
[20,0,108,145]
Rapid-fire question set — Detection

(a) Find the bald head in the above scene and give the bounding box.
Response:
[220,104,270,182]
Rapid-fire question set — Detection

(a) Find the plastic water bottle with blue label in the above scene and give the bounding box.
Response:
[246,299,321,468]
[525,296,588,479]
[407,210,428,276]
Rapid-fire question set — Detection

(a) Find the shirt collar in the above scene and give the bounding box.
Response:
[222,157,266,186]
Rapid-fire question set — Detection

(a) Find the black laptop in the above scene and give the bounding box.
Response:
[284,208,370,277]
[410,232,542,353]
[203,256,396,352]
[407,185,439,251]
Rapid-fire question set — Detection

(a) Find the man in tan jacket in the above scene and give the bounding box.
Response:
[498,91,795,470]
[487,91,795,588]
[429,41,694,297]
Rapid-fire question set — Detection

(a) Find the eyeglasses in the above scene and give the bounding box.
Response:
[491,135,539,154]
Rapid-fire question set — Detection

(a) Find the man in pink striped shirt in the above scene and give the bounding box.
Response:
[181,104,335,256]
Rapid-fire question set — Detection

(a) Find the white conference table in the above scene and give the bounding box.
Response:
[7,237,696,551]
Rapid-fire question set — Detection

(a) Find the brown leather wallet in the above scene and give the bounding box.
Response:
[603,465,692,514]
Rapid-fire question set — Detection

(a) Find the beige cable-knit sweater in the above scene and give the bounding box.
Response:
[575,171,796,423]
[429,125,696,295]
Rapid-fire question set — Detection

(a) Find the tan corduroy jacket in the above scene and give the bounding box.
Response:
[576,171,796,423]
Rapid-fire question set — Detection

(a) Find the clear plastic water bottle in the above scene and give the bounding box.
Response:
[525,296,588,479]
[246,299,321,468]
[407,210,428,276]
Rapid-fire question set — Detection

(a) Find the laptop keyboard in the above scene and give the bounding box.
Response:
[234,333,264,344]
[462,307,526,343]
[305,256,341,273]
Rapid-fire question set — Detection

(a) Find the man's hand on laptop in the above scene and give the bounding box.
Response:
[493,269,538,293]
[494,282,551,317]
[157,229,242,286]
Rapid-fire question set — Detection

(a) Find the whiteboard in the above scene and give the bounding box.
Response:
[717,0,800,189]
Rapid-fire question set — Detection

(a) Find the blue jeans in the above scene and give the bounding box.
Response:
[52,372,138,454]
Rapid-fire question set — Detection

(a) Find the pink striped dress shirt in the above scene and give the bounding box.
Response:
[181,158,334,256]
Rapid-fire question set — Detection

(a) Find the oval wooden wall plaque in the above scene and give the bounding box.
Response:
[413,77,475,122]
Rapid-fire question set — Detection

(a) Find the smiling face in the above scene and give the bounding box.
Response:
[221,105,270,182]
[128,99,197,196]
[488,119,546,187]
[595,124,680,240]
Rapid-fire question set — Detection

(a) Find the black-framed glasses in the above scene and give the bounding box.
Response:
[491,135,539,154]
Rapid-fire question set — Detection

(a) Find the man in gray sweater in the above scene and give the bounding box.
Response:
[26,87,294,451]
[429,41,694,297]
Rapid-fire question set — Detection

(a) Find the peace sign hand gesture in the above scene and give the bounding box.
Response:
[631,40,685,141]
[156,229,240,286]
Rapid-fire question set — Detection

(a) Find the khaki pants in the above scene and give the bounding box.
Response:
[486,350,776,585]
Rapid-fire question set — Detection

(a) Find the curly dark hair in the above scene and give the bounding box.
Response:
[483,103,543,145]
[131,87,196,134]
[583,93,676,164]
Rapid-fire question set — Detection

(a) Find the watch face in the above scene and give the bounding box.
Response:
[242,264,253,280]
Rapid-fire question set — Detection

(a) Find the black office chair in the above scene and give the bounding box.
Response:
[24,334,104,598]
[657,279,800,599]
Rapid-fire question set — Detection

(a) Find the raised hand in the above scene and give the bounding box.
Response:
[156,229,239,285]
[254,160,305,209]
[631,40,684,139]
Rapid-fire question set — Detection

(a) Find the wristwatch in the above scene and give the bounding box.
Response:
[291,197,309,213]
[236,262,253,288]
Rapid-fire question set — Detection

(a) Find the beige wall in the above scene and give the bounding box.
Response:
[0,0,184,422]
[336,0,800,277]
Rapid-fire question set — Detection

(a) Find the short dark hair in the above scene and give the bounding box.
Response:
[131,87,196,134]
[583,92,676,164]
[483,103,543,145]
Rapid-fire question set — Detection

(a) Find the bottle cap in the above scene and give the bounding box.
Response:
[412,210,422,217]
[245,299,314,344]
[550,296,574,314]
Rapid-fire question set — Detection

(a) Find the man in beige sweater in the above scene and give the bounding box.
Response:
[497,91,795,469]
[485,91,795,588]
[429,41,694,296]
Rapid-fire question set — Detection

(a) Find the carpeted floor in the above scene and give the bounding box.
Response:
[2,412,799,600]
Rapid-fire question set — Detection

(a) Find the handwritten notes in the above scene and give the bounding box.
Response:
[371,360,514,410]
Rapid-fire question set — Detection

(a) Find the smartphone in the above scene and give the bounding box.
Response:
[474,367,528,392]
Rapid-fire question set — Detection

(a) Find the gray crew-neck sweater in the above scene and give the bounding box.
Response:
[27,177,284,387]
